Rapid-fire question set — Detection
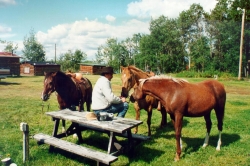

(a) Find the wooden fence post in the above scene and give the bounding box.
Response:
[20,122,29,163]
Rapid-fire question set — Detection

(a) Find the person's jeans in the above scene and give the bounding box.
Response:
[93,102,129,118]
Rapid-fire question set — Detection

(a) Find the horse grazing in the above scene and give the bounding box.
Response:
[121,66,167,136]
[41,71,92,112]
[131,77,226,161]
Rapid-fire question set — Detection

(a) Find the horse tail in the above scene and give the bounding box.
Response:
[214,81,226,131]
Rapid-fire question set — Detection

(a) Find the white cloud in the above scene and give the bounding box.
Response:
[127,0,217,19]
[0,25,11,33]
[106,15,116,22]
[0,25,16,39]
[0,0,16,7]
[36,19,150,61]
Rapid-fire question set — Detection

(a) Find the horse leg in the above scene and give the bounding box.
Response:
[147,108,153,136]
[160,107,167,128]
[203,113,212,148]
[215,107,224,151]
[61,120,66,133]
[78,100,84,112]
[174,114,183,161]
[157,101,161,110]
[134,103,140,134]
[86,90,92,112]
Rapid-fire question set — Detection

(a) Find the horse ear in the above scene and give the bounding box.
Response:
[52,72,57,77]
[44,71,47,76]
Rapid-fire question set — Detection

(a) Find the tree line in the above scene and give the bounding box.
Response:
[96,0,250,77]
[1,0,249,77]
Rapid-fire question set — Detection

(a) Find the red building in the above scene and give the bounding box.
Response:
[79,63,106,75]
[0,52,21,76]
[20,61,60,76]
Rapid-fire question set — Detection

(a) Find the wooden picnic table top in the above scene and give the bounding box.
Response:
[46,109,143,134]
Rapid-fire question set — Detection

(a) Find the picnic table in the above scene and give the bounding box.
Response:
[34,109,150,165]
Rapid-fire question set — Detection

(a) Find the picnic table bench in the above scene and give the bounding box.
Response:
[34,109,150,165]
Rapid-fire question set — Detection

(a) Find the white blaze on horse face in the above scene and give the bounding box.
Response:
[122,73,128,86]
[44,78,47,85]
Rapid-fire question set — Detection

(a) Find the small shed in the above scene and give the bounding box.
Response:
[79,63,107,75]
[0,52,21,76]
[20,61,61,76]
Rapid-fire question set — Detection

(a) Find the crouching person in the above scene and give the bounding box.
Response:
[92,66,129,118]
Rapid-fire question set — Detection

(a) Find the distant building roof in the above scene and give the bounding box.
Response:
[21,61,60,66]
[0,52,20,58]
[79,63,106,66]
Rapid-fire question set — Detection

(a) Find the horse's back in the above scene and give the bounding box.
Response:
[196,80,226,113]
[200,80,226,99]
[157,79,226,116]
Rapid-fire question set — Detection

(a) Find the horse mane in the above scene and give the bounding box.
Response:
[127,65,152,77]
[55,71,74,81]
[139,76,188,88]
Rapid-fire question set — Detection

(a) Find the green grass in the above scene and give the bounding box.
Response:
[0,75,250,166]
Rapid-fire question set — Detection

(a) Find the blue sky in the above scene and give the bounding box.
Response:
[0,0,217,61]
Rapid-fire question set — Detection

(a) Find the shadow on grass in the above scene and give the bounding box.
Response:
[32,122,240,165]
[0,81,21,85]
[46,148,97,166]
[76,131,165,165]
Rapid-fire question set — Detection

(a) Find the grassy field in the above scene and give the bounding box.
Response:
[0,74,250,166]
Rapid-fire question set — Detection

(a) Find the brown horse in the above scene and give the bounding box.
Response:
[121,66,167,136]
[131,76,226,161]
[41,71,92,112]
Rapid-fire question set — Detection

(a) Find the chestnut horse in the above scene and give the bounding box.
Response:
[131,77,226,161]
[121,66,167,136]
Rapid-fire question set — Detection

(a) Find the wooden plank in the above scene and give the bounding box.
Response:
[33,133,118,165]
[46,109,143,134]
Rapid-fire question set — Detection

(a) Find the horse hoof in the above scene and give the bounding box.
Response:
[174,157,180,161]
[73,133,77,139]
[202,143,208,148]
[174,153,180,161]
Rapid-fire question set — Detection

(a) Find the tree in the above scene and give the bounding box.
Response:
[95,38,129,72]
[138,16,185,73]
[57,49,87,72]
[0,40,18,53]
[178,4,210,72]
[22,29,46,62]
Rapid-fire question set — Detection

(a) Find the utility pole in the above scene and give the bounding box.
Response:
[55,44,56,63]
[238,9,245,80]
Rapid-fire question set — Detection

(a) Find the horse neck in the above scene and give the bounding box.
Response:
[55,74,76,95]
[141,80,166,100]
[131,70,150,86]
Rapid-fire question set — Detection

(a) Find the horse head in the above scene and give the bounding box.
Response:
[131,79,147,101]
[121,66,137,98]
[41,71,57,101]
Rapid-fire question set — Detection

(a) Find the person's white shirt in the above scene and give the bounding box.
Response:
[91,76,122,110]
